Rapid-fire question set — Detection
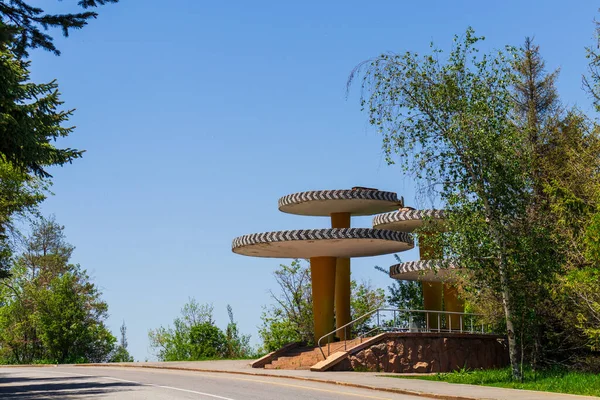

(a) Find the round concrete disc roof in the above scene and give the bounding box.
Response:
[278,189,403,217]
[373,209,446,232]
[389,260,459,282]
[232,228,413,258]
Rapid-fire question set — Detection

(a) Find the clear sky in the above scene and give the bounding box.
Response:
[26,0,600,361]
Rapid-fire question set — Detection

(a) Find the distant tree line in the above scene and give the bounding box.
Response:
[0,217,132,364]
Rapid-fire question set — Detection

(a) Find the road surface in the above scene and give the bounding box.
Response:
[0,365,426,399]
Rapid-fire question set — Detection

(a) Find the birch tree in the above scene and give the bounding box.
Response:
[348,28,555,380]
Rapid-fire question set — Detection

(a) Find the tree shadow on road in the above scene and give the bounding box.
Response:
[0,373,140,399]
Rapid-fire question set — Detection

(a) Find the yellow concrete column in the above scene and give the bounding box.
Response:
[310,256,337,343]
[444,283,465,330]
[420,231,443,330]
[331,212,351,340]
[422,281,443,330]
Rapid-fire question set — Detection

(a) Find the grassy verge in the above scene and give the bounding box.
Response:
[382,367,600,397]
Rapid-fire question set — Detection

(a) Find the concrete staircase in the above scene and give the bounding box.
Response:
[262,337,371,370]
[311,333,386,371]
[264,345,324,370]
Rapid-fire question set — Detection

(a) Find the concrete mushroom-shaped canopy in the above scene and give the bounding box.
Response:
[373,209,446,232]
[232,228,413,258]
[389,260,459,282]
[278,188,403,217]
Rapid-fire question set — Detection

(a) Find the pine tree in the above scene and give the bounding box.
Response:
[0,0,119,177]
[519,38,600,366]
[0,0,119,57]
[120,321,128,350]
[510,38,563,368]
[0,1,119,272]
[110,321,134,362]
[225,305,251,358]
[0,35,83,178]
[512,37,560,147]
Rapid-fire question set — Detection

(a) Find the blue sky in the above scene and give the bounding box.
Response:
[26,0,599,361]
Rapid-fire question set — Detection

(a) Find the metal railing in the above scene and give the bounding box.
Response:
[317,308,496,359]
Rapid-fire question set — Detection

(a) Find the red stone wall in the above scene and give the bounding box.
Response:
[332,333,509,373]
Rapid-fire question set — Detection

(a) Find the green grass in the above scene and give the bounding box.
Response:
[382,367,600,397]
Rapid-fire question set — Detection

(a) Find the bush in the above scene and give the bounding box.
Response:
[189,322,227,359]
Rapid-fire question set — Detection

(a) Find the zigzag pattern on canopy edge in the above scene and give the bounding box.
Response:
[373,209,445,227]
[278,189,399,209]
[389,260,455,277]
[232,228,413,250]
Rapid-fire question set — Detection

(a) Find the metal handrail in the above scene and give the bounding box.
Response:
[316,308,489,359]
[317,308,380,358]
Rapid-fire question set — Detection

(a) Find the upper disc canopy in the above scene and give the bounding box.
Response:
[278,188,403,217]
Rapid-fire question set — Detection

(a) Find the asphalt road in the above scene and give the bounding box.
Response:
[0,366,427,400]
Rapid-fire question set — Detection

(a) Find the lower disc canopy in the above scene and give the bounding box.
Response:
[373,209,446,232]
[232,228,413,258]
[389,260,459,282]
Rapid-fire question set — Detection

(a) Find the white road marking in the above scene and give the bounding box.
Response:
[151,384,236,399]
[4,368,237,400]
[52,369,396,399]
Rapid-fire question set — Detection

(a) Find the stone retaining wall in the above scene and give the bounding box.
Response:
[332,333,509,373]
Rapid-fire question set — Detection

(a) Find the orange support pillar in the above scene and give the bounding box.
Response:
[422,281,443,330]
[310,256,337,343]
[420,231,443,330]
[444,283,465,330]
[331,212,351,340]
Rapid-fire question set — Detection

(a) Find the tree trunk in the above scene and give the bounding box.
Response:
[479,193,522,382]
[498,256,522,381]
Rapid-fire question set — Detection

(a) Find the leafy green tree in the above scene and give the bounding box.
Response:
[259,260,313,351]
[546,141,600,367]
[110,321,134,363]
[0,216,115,364]
[348,28,552,379]
[557,268,600,353]
[189,322,226,359]
[386,280,422,311]
[350,279,385,335]
[375,255,423,311]
[0,159,47,278]
[494,36,600,369]
[258,317,302,353]
[148,298,216,361]
[35,272,115,363]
